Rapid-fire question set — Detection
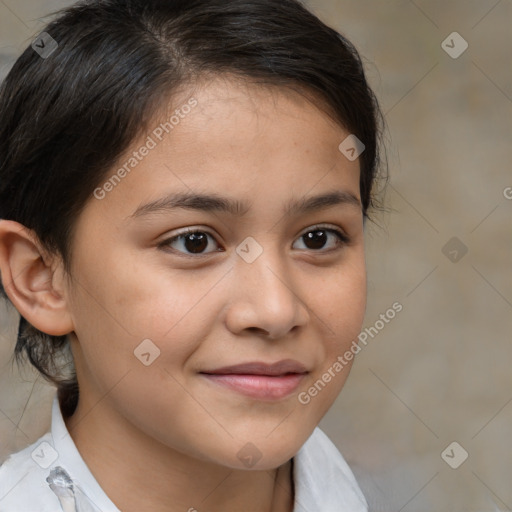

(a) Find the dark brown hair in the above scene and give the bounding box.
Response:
[0,0,387,417]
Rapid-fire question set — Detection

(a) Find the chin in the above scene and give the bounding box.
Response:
[213,432,307,471]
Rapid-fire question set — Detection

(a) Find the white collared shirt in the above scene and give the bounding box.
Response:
[0,394,368,512]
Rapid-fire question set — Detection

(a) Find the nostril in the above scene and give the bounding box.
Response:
[247,326,271,337]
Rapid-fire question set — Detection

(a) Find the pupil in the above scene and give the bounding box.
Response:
[185,233,208,253]
[304,230,326,249]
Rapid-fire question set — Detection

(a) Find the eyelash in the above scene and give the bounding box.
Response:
[158,225,351,257]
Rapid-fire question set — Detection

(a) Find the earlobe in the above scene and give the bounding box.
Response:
[0,219,74,336]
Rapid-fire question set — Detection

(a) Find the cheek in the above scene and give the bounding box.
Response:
[318,254,367,349]
[302,252,366,405]
[297,278,365,420]
[68,252,224,380]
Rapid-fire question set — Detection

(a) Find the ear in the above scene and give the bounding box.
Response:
[0,220,74,336]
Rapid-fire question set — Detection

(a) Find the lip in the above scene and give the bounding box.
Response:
[202,359,308,376]
[200,359,309,400]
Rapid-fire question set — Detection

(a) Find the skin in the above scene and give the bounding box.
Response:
[0,75,366,512]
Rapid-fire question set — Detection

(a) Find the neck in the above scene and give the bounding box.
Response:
[63,397,294,512]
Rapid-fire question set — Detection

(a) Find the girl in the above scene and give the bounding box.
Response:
[0,0,386,510]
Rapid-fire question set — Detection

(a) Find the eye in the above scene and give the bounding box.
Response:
[158,228,221,256]
[292,225,350,252]
[158,225,350,257]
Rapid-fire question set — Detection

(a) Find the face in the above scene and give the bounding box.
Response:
[64,76,366,470]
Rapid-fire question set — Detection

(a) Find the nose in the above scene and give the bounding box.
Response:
[224,246,310,340]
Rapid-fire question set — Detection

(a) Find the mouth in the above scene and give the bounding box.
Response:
[199,360,309,400]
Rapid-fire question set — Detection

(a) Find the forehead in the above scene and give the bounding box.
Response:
[82,76,361,223]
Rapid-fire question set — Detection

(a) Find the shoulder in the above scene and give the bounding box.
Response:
[293,426,368,511]
[0,432,64,512]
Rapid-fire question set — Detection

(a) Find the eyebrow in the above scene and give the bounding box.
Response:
[129,190,361,220]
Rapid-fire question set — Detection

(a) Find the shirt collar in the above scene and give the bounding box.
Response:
[50,395,121,511]
[50,394,367,511]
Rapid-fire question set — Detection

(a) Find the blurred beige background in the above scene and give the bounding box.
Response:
[1,1,511,511]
